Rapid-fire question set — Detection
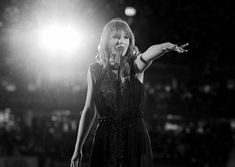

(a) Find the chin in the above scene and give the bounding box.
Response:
[122,50,128,56]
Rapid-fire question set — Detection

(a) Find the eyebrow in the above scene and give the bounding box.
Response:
[112,31,128,37]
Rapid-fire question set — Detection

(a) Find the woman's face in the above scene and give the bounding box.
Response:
[108,30,130,57]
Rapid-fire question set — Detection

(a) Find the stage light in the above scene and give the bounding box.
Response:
[125,7,136,17]
[39,24,84,54]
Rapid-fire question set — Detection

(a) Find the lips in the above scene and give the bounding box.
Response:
[115,45,125,54]
[116,44,125,49]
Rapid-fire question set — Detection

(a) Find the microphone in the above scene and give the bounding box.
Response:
[113,45,124,66]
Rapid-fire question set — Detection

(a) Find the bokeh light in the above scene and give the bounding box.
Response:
[125,7,136,17]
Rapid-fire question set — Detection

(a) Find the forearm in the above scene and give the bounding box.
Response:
[141,43,167,62]
[135,43,167,73]
[74,107,96,153]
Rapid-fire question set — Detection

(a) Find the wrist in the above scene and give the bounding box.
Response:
[161,43,170,53]
[139,54,148,64]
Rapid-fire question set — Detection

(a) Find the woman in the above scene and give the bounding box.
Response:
[71,18,188,167]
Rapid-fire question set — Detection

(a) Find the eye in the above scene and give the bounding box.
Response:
[111,36,116,39]
[112,34,120,39]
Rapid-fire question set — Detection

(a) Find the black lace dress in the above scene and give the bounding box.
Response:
[89,58,153,167]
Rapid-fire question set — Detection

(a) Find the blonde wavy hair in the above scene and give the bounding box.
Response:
[96,18,139,67]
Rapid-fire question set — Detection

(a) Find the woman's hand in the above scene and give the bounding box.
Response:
[70,151,83,167]
[135,42,189,73]
[163,42,189,53]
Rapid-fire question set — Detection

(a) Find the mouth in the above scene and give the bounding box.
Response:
[115,44,125,49]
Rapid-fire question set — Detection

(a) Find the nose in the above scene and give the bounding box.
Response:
[117,37,123,44]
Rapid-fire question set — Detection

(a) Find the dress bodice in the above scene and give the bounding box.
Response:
[90,59,144,121]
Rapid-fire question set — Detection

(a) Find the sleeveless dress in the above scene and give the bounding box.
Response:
[89,57,153,167]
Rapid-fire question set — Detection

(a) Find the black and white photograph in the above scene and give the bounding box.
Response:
[0,0,234,167]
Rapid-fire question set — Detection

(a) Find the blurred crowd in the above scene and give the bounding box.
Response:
[0,107,234,167]
[144,76,234,117]
[150,117,233,167]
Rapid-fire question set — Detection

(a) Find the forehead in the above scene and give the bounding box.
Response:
[110,30,127,36]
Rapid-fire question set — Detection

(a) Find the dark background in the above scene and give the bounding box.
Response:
[0,0,235,167]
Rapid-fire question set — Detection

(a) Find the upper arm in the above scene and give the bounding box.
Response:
[83,68,97,114]
[133,54,152,84]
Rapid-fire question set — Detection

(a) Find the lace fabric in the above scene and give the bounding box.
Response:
[99,69,130,120]
[89,60,153,167]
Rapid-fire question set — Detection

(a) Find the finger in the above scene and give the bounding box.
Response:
[178,48,188,53]
[176,46,187,53]
[70,161,74,167]
[77,160,81,167]
[71,160,77,167]
[174,46,182,52]
[179,43,189,49]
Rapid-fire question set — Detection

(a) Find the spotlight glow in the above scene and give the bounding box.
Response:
[39,24,84,54]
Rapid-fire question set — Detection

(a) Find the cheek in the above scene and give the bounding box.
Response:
[123,42,130,55]
[108,40,115,49]
[127,39,130,46]
[108,39,114,45]
[125,40,130,49]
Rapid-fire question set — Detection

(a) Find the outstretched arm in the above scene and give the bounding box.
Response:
[71,68,97,167]
[135,42,189,73]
